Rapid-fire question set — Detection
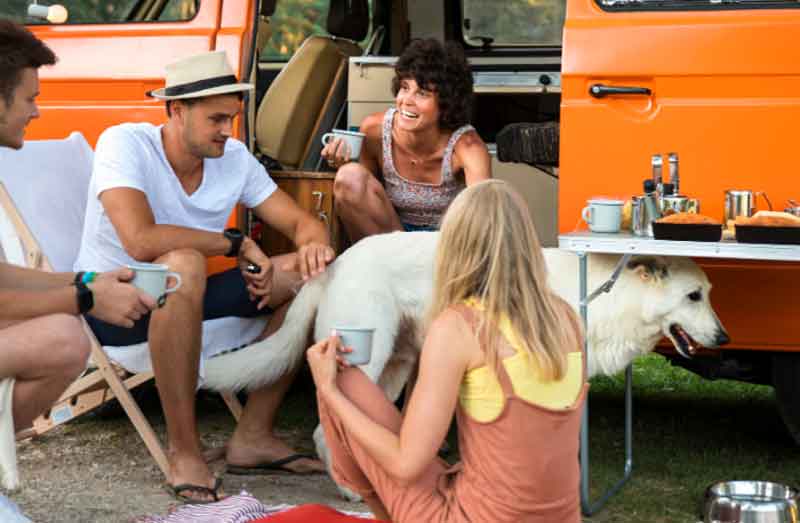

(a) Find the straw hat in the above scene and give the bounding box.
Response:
[148,50,253,101]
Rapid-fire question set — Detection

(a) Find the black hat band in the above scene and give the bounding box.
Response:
[163,74,239,96]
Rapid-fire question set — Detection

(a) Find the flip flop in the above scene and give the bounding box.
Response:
[226,453,324,476]
[164,477,225,504]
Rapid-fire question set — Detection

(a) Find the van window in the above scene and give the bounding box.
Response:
[461,0,566,47]
[594,0,799,10]
[260,0,372,61]
[1,0,197,24]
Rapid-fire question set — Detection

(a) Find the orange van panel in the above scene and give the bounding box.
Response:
[26,0,255,273]
[561,3,800,351]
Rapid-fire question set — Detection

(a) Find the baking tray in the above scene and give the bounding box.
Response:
[652,222,722,242]
[735,225,800,245]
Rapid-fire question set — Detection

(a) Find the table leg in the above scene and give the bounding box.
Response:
[579,252,635,515]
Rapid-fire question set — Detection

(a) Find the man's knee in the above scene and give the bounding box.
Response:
[39,314,91,377]
[158,248,207,296]
[334,164,371,205]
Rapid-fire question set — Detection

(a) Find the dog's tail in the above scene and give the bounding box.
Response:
[203,271,329,392]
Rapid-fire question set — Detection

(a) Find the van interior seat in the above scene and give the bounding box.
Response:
[255,0,368,170]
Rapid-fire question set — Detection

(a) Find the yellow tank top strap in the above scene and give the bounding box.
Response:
[459,298,584,421]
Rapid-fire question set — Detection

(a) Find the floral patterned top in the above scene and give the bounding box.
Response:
[381,108,475,227]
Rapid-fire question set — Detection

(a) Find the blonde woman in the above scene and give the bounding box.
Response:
[306,180,587,522]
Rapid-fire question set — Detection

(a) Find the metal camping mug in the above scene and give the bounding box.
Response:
[724,190,772,225]
[632,196,652,237]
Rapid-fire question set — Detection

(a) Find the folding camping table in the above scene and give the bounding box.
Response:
[558,231,800,515]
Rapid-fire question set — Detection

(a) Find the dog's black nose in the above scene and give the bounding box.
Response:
[715,330,730,346]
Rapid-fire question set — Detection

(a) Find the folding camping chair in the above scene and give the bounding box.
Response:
[0,132,265,479]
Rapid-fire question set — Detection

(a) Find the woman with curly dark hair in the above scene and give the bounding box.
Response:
[322,38,491,241]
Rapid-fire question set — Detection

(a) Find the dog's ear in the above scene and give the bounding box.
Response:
[627,257,669,282]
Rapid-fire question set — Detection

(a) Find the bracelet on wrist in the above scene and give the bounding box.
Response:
[74,271,97,285]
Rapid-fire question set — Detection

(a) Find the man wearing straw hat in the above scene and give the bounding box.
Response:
[74,50,334,502]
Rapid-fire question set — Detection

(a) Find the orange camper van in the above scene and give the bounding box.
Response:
[560,0,800,442]
[7,0,800,443]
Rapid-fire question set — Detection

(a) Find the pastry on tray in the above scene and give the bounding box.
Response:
[735,211,800,227]
[657,213,720,225]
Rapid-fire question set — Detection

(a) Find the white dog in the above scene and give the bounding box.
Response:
[204,231,728,497]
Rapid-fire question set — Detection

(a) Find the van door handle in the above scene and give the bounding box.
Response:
[589,84,651,98]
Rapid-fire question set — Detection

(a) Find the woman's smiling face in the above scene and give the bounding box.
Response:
[394,78,440,132]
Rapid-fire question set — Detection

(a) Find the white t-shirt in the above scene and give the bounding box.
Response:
[75,123,276,271]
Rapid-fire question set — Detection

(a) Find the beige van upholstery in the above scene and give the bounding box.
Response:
[255,35,360,169]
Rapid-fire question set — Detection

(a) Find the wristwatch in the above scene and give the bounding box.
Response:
[223,228,244,258]
[75,281,94,314]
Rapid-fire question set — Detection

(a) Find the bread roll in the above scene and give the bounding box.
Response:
[737,211,800,227]
[657,213,720,225]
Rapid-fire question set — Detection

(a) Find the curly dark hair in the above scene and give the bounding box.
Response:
[0,20,56,107]
[391,38,473,131]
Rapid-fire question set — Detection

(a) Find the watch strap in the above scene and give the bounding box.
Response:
[224,228,244,258]
[75,281,94,314]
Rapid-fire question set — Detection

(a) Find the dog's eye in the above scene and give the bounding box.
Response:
[688,291,702,302]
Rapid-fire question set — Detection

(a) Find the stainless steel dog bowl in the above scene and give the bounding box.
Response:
[703,481,799,523]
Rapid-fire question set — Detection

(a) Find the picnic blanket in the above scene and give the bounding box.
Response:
[133,492,377,523]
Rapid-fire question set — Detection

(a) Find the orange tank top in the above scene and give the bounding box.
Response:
[436,310,588,523]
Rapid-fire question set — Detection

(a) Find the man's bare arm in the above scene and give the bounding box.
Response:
[100,187,235,261]
[253,189,334,279]
[0,263,74,290]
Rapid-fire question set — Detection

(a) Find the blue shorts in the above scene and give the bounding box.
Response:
[401,222,438,232]
[85,268,270,347]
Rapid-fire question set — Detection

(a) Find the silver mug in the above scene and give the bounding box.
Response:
[724,190,772,226]
[632,196,654,237]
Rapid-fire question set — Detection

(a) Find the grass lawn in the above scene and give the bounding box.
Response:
[580,353,798,522]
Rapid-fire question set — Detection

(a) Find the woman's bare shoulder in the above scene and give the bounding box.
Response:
[359,111,387,138]
[453,129,488,154]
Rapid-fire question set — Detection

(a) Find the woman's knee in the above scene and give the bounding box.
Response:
[157,248,207,296]
[333,164,371,205]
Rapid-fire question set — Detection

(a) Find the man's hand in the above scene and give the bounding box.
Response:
[239,237,274,310]
[88,268,157,327]
[286,242,335,281]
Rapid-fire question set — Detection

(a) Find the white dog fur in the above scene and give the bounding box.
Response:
[205,230,727,390]
[203,231,728,499]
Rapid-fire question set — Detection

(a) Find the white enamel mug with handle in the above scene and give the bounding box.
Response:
[321,129,365,161]
[582,198,624,233]
[127,263,182,305]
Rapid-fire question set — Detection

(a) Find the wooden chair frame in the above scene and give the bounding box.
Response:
[0,182,244,479]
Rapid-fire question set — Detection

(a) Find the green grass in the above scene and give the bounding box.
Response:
[581,354,796,522]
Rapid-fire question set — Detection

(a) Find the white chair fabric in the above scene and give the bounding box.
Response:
[0,132,266,380]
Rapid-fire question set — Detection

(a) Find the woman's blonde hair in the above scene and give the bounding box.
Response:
[428,179,582,381]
